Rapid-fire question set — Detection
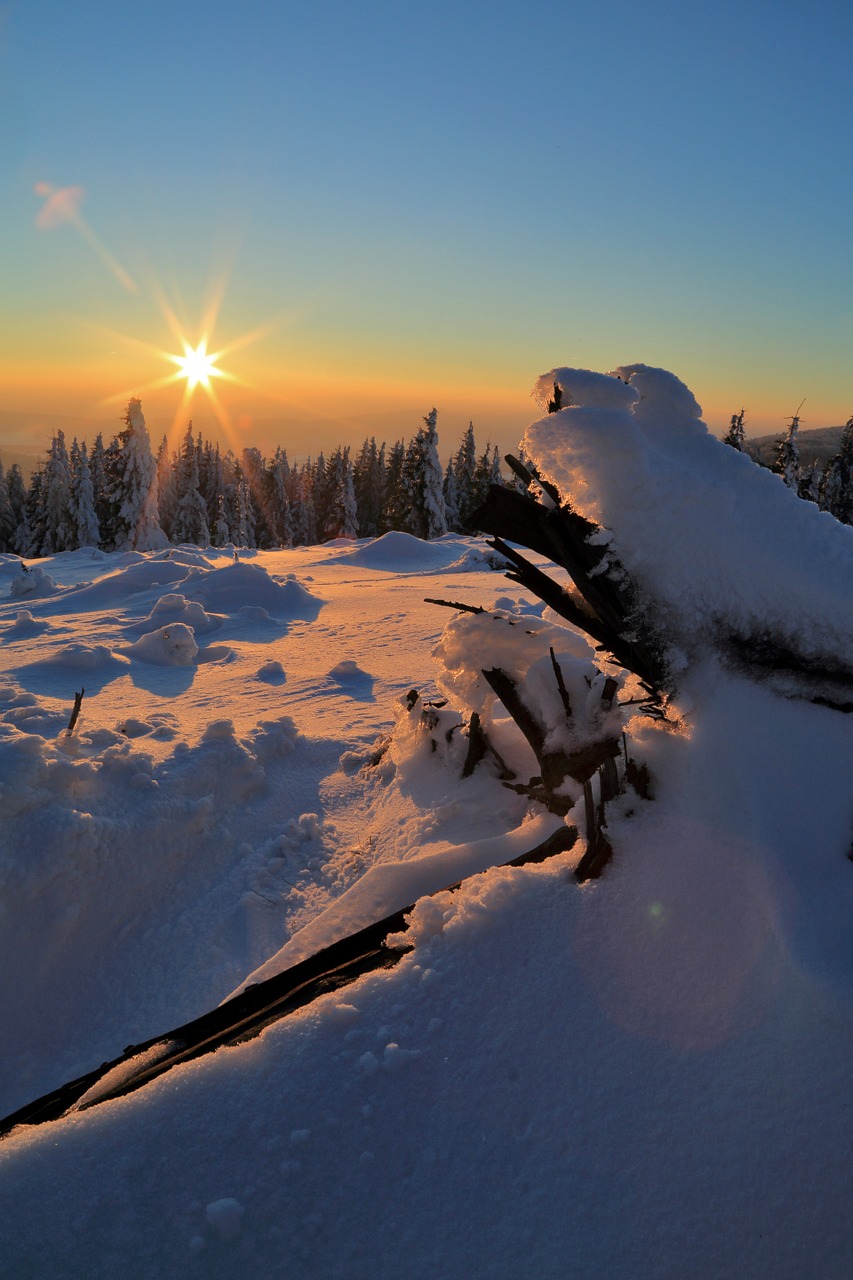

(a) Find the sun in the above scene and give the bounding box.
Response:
[172,339,222,390]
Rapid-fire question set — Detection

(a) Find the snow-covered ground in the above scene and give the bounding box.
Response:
[1,372,853,1278]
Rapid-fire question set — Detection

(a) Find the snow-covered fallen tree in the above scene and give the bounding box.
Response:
[471,363,853,710]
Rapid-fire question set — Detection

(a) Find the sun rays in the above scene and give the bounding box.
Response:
[94,272,280,452]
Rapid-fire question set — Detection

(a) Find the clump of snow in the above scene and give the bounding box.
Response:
[9,566,58,599]
[205,1197,244,1242]
[5,610,49,637]
[127,593,224,636]
[123,623,199,666]
[524,364,853,670]
[329,660,372,688]
[255,660,286,683]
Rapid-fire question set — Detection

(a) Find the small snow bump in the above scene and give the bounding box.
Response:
[205,1198,244,1242]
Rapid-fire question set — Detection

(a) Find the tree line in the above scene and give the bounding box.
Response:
[723,406,853,524]
[0,399,505,557]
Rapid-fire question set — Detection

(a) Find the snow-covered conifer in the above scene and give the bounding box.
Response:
[111,400,167,551]
[399,436,424,536]
[322,447,359,540]
[472,441,498,510]
[23,470,44,557]
[89,434,114,545]
[172,424,211,545]
[241,448,272,547]
[722,408,746,450]
[69,442,101,548]
[798,461,821,506]
[156,437,178,541]
[40,431,74,554]
[267,447,293,546]
[443,459,461,532]
[820,415,853,524]
[0,461,15,552]
[454,422,478,526]
[773,405,803,492]
[312,453,333,538]
[382,441,407,533]
[420,408,447,539]
[353,438,385,537]
[233,474,255,547]
[7,464,30,556]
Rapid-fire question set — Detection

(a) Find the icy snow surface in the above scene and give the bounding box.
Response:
[0,503,851,1279]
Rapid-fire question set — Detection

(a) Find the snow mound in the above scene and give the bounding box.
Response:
[186,562,322,619]
[255,660,286,683]
[127,593,224,636]
[123,623,199,666]
[329,659,369,681]
[8,566,58,599]
[5,610,50,637]
[330,531,466,573]
[57,559,193,611]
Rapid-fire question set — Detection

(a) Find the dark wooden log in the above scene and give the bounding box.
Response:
[470,485,668,694]
[489,538,614,647]
[424,597,485,615]
[66,689,85,735]
[549,646,573,719]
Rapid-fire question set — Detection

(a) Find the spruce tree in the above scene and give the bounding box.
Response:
[382,441,407,533]
[454,422,478,526]
[7,464,30,556]
[239,448,272,547]
[353,438,385,538]
[443,458,461,532]
[172,424,211,545]
[722,408,746,450]
[156,437,178,542]
[773,403,803,492]
[40,430,74,554]
[420,408,448,539]
[267,447,293,546]
[90,434,114,546]
[323,447,359,540]
[111,400,167,551]
[23,470,44,558]
[70,442,101,548]
[820,415,853,524]
[0,461,16,552]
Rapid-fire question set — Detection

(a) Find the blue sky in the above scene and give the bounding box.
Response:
[1,0,851,456]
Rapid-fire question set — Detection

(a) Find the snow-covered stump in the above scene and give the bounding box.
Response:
[423,601,650,880]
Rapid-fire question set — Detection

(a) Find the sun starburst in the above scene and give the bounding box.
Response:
[95,264,287,455]
[170,339,222,390]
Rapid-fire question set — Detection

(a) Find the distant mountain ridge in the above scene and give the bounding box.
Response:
[0,446,41,478]
[746,424,845,468]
